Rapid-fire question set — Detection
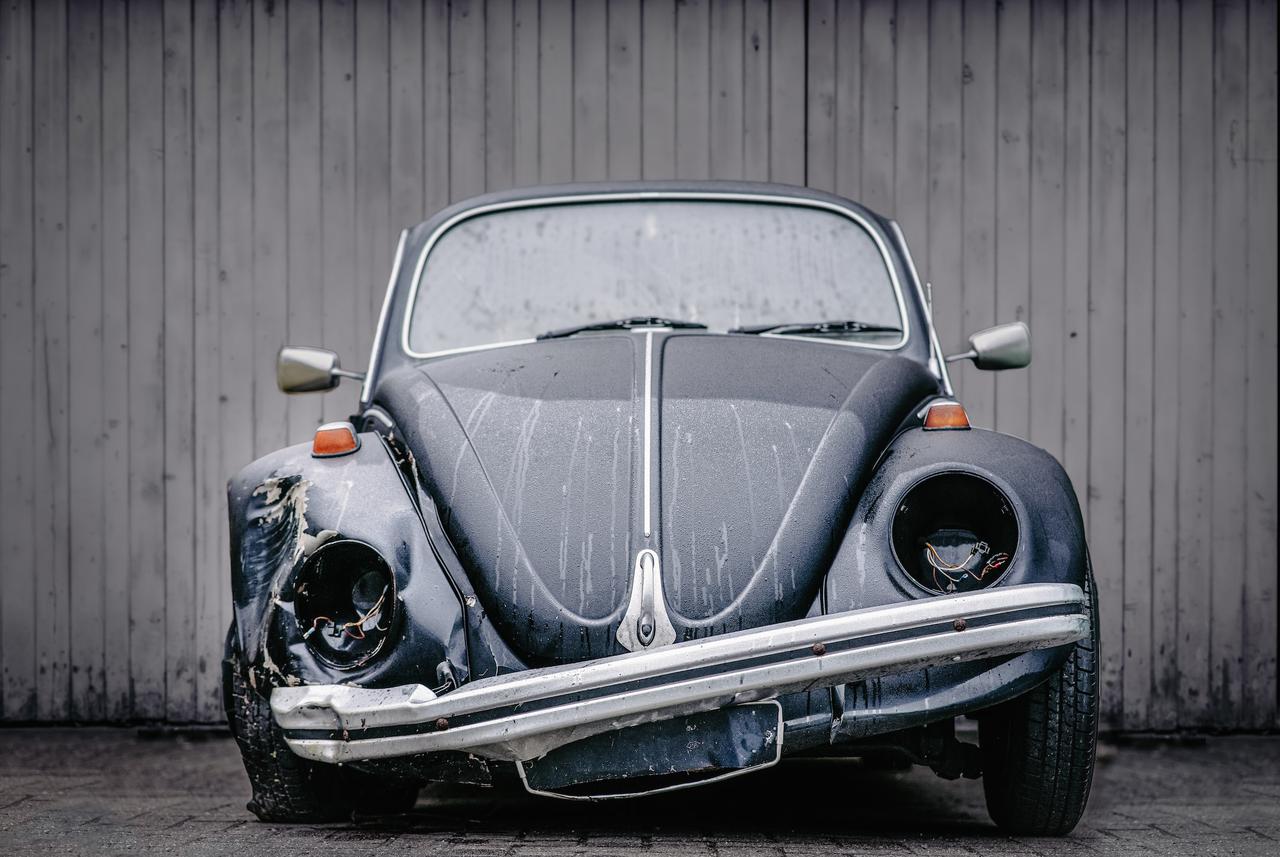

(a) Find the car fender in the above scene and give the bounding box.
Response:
[823,426,1090,737]
[226,434,469,694]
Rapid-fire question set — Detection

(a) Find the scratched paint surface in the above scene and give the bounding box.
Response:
[658,335,880,620]
[377,337,639,664]
[431,352,636,620]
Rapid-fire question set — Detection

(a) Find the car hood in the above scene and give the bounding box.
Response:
[375,332,937,666]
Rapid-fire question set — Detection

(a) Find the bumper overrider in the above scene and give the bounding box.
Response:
[272,582,1087,763]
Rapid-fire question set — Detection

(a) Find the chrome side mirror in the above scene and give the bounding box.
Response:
[946,322,1031,371]
[277,346,364,394]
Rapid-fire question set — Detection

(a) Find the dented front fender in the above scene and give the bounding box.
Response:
[227,434,470,694]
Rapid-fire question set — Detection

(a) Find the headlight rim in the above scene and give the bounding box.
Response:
[293,537,400,669]
[888,468,1021,597]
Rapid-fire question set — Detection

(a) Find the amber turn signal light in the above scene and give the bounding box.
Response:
[923,402,971,431]
[313,421,361,457]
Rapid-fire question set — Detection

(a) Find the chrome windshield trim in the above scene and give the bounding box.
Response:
[360,230,409,407]
[396,337,539,361]
[400,191,913,360]
[890,220,954,396]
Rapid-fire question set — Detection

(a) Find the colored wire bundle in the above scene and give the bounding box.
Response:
[924,541,1011,591]
[302,586,389,641]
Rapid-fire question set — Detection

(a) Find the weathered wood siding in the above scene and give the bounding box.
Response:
[0,0,1274,728]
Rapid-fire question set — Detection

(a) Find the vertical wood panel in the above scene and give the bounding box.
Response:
[805,0,836,192]
[1088,0,1127,726]
[253,0,289,456]
[642,0,676,178]
[832,0,862,199]
[511,0,538,186]
[539,0,573,184]
[1027,0,1066,463]
[893,0,929,256]
[217,0,256,721]
[993,0,1030,440]
[925,0,961,359]
[573,0,607,181]
[0,0,1275,730]
[127,0,166,719]
[741,0,769,181]
[1060,0,1090,521]
[449,0,486,199]
[355,0,391,362]
[1243,0,1278,730]
[1147,0,1181,730]
[959,0,997,426]
[67,0,106,722]
[423,0,450,210]
[859,0,893,213]
[319,0,358,425]
[767,0,804,185]
[190,0,223,723]
[162,0,196,722]
[1208,0,1249,725]
[607,0,642,179]
[286,0,324,441]
[485,0,514,189]
[0,0,37,720]
[32,0,71,722]
[1176,0,1215,728]
[390,0,425,226]
[1121,0,1155,731]
[100,0,132,721]
[709,0,744,180]
[675,0,710,178]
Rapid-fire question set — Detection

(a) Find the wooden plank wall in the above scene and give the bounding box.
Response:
[0,0,1275,728]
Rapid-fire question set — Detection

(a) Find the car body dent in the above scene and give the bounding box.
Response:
[228,435,473,694]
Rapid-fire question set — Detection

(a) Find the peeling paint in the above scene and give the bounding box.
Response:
[252,474,312,565]
[261,647,303,687]
[245,473,314,674]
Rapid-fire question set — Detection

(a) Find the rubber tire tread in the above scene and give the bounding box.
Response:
[979,569,1099,836]
[225,624,418,823]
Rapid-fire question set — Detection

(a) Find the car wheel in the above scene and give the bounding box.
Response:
[223,623,419,823]
[979,568,1099,836]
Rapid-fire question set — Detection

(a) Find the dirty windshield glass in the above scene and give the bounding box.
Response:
[406,199,903,355]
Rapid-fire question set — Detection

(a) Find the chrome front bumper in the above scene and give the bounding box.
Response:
[272,582,1087,763]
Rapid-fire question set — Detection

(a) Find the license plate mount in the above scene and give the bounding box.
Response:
[516,700,784,800]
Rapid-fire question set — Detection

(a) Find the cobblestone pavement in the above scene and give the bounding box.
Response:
[1,728,1277,855]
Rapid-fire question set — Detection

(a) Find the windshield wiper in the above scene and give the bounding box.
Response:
[537,316,708,340]
[728,320,902,337]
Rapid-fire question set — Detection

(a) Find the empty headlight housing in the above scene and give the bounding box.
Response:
[294,539,397,668]
[891,472,1018,594]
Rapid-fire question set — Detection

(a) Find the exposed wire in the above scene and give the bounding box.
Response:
[302,585,389,642]
[339,585,388,639]
[981,552,1011,577]
[925,542,977,572]
[302,615,334,640]
[924,541,1011,591]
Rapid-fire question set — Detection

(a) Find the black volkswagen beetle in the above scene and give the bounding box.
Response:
[224,182,1097,834]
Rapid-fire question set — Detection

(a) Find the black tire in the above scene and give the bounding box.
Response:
[979,570,1099,836]
[224,623,419,823]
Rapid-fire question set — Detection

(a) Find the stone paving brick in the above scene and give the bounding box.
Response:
[0,729,1277,855]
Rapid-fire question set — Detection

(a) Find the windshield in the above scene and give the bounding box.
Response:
[405,198,904,355]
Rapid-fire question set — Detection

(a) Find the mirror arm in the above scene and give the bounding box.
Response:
[944,350,977,364]
[333,367,366,382]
